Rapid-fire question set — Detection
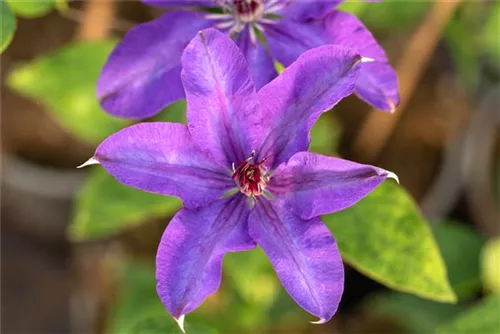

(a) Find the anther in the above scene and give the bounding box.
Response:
[232,151,269,197]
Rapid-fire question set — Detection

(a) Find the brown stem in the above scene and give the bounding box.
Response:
[463,88,500,237]
[351,0,461,162]
[75,0,118,41]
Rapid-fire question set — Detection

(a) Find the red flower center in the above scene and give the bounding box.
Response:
[232,153,268,197]
[234,0,260,14]
[232,0,264,22]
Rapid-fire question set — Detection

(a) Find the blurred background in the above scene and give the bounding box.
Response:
[1,1,499,333]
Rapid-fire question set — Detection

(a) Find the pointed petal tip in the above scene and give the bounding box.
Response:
[174,314,186,333]
[352,55,374,69]
[77,157,99,169]
[385,170,399,184]
[360,56,375,63]
[388,99,398,113]
[309,317,328,325]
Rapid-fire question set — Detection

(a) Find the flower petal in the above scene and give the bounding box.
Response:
[143,0,213,7]
[235,28,278,89]
[256,45,362,168]
[182,28,260,166]
[93,122,233,209]
[323,11,399,112]
[265,18,326,67]
[269,151,396,219]
[97,11,210,119]
[156,195,255,319]
[265,13,399,112]
[249,199,344,322]
[275,0,342,21]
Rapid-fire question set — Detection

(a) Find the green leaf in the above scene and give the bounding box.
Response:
[445,18,480,88]
[108,261,168,334]
[323,182,457,303]
[434,222,485,299]
[221,249,308,332]
[368,292,468,334]
[187,249,309,333]
[125,314,182,334]
[309,113,340,156]
[436,295,500,334]
[6,0,55,18]
[54,0,69,13]
[357,1,430,32]
[7,40,129,143]
[126,313,218,334]
[224,248,279,309]
[153,100,187,124]
[365,222,485,333]
[482,238,500,294]
[337,0,369,16]
[110,261,217,334]
[481,2,500,65]
[69,168,181,241]
[1,2,16,53]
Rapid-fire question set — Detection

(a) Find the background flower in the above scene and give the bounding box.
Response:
[97,0,399,118]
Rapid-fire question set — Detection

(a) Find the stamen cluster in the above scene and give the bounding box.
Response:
[233,0,264,23]
[232,152,269,197]
[209,0,284,43]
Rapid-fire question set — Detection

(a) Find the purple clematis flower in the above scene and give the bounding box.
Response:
[84,29,397,328]
[97,0,399,119]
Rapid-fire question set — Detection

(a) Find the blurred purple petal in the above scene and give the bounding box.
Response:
[323,11,399,111]
[182,28,260,166]
[235,27,278,89]
[256,45,361,168]
[156,195,255,318]
[97,11,210,119]
[249,199,344,322]
[94,122,233,209]
[269,151,394,219]
[276,0,342,21]
[265,12,399,112]
[265,18,326,66]
[144,0,213,7]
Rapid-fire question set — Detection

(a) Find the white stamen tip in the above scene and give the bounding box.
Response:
[386,171,399,184]
[175,315,186,333]
[309,317,327,325]
[77,157,99,169]
[360,56,375,63]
